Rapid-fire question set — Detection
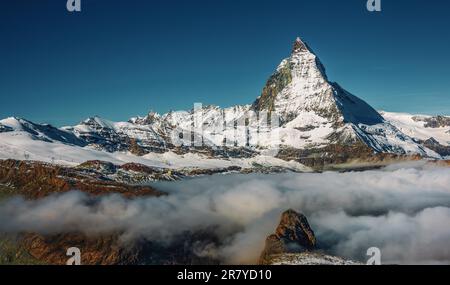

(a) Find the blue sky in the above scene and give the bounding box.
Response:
[1,0,449,126]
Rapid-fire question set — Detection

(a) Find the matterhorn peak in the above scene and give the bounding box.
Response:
[292,37,310,54]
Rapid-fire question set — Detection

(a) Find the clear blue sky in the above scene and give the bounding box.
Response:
[1,0,449,126]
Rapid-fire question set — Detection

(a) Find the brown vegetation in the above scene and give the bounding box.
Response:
[0,159,165,199]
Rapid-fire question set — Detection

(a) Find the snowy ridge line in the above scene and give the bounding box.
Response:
[1,37,448,167]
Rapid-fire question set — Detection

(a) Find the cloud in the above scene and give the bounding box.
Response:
[1,163,450,264]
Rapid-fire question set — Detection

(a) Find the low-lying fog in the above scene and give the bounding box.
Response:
[1,161,450,264]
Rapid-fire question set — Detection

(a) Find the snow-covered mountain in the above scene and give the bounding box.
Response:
[0,37,448,168]
[252,38,438,157]
[0,116,309,171]
[0,117,85,146]
[381,112,450,157]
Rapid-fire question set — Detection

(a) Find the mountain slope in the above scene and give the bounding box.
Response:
[381,112,450,157]
[0,117,85,146]
[252,38,437,158]
[0,37,444,169]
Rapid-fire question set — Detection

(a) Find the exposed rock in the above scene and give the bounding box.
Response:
[128,138,147,156]
[183,166,242,176]
[77,160,254,183]
[259,209,316,264]
[252,56,292,113]
[0,123,13,133]
[132,111,161,125]
[292,37,309,54]
[120,162,160,173]
[259,210,360,265]
[295,125,317,132]
[421,138,450,157]
[67,117,128,152]
[276,143,422,170]
[77,160,184,183]
[413,115,450,128]
[77,160,118,174]
[275,209,316,248]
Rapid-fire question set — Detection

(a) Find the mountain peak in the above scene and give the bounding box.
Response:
[292,37,309,54]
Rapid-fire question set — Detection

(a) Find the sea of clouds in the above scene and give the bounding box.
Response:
[1,161,450,264]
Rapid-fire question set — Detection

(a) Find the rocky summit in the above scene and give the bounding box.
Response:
[259,209,359,265]
[259,209,316,264]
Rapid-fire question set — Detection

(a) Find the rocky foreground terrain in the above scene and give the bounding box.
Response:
[0,160,223,265]
[0,159,165,199]
[17,231,220,265]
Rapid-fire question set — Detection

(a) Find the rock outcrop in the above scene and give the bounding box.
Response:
[413,115,450,128]
[422,138,450,157]
[0,123,13,133]
[259,209,316,264]
[259,209,359,265]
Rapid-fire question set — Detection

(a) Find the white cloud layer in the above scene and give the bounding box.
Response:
[1,162,450,264]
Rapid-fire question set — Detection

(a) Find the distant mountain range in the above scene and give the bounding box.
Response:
[1,38,449,170]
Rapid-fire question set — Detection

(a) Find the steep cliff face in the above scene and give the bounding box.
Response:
[253,38,341,125]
